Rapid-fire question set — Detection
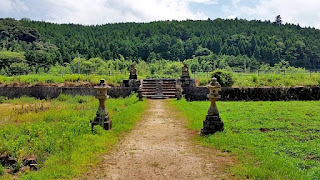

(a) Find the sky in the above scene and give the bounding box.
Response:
[0,0,320,28]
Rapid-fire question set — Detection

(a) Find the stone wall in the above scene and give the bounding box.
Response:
[183,86,320,101]
[0,86,137,99]
[1,86,319,101]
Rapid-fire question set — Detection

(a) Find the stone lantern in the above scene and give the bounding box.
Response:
[200,78,224,135]
[91,79,112,131]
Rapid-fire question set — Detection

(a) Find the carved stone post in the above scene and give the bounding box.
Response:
[137,83,143,101]
[181,62,190,79]
[129,63,137,79]
[91,79,112,131]
[200,78,224,135]
[176,82,183,100]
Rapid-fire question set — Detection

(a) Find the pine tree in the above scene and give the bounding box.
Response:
[253,47,261,61]
[274,15,282,26]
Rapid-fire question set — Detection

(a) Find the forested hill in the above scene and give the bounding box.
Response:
[1,18,320,69]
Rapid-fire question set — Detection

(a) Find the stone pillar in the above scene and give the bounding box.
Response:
[129,63,137,79]
[179,62,195,87]
[200,78,224,135]
[137,83,143,101]
[176,82,183,100]
[181,62,190,79]
[91,79,112,131]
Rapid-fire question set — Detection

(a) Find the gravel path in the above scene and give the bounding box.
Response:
[82,99,235,180]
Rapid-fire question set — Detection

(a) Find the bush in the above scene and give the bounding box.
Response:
[252,75,258,83]
[198,78,211,86]
[0,164,4,175]
[0,96,8,104]
[211,69,234,87]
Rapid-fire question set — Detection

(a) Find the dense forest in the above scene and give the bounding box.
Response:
[1,17,320,75]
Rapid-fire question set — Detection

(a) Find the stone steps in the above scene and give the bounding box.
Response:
[141,78,177,99]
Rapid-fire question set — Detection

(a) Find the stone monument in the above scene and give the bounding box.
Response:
[179,62,195,87]
[200,78,224,135]
[137,82,143,101]
[129,63,137,79]
[176,82,183,100]
[122,63,140,88]
[181,62,190,79]
[91,79,112,131]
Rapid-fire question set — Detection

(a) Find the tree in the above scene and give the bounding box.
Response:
[274,15,282,26]
[9,62,29,75]
[0,51,26,69]
[80,61,94,74]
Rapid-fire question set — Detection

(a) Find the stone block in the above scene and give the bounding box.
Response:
[200,115,224,135]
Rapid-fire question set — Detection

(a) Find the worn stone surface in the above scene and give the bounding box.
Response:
[178,78,195,87]
[1,86,320,101]
[122,79,140,88]
[200,78,224,135]
[201,116,224,135]
[91,79,112,131]
[183,86,320,101]
[181,63,190,79]
[129,63,138,79]
[176,82,183,100]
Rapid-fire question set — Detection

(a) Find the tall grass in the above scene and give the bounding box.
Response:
[0,73,133,86]
[1,71,319,87]
[196,71,320,87]
[170,99,320,179]
[0,94,147,179]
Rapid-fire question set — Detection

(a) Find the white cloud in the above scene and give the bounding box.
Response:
[0,0,214,24]
[0,0,28,13]
[223,0,320,28]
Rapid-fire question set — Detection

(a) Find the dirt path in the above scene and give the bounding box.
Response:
[82,99,235,180]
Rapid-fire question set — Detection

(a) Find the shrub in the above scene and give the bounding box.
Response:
[251,75,258,83]
[0,164,4,175]
[0,96,7,104]
[211,69,234,87]
[198,78,211,86]
[56,94,69,102]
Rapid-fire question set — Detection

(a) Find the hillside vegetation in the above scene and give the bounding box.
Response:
[1,17,320,76]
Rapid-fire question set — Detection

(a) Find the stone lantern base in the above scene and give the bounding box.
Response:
[129,74,137,79]
[200,115,224,135]
[90,107,112,131]
[91,116,112,131]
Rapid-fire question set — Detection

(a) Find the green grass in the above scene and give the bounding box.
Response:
[0,73,140,86]
[196,72,320,87]
[170,99,320,179]
[1,71,320,88]
[0,94,147,179]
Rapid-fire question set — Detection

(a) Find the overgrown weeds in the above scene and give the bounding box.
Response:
[0,94,147,179]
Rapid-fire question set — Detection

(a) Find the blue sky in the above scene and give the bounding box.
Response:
[1,0,320,28]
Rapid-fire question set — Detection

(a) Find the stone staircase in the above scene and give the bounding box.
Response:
[141,79,177,99]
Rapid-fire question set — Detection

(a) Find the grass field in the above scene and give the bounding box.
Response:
[0,73,134,86]
[170,99,320,179]
[0,94,147,179]
[1,71,320,88]
[196,71,320,87]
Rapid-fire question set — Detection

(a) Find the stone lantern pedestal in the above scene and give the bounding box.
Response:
[91,79,112,131]
[200,78,224,135]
